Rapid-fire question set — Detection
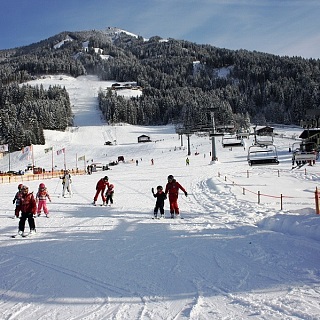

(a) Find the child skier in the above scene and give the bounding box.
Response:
[151,185,167,218]
[105,183,114,206]
[12,183,23,218]
[17,185,37,237]
[36,183,51,217]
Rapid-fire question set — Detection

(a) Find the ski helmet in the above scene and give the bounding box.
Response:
[104,176,109,181]
[167,175,174,180]
[157,185,163,190]
[39,183,45,189]
[109,184,114,189]
[18,183,23,189]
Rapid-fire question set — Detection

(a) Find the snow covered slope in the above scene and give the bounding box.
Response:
[0,76,320,320]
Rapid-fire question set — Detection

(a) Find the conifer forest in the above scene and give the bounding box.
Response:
[1,29,320,150]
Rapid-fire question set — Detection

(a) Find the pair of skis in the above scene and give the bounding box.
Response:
[92,202,112,207]
[11,231,35,238]
[152,215,184,220]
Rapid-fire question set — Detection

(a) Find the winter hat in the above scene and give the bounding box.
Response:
[39,183,45,189]
[103,176,109,181]
[167,175,174,180]
[157,185,163,190]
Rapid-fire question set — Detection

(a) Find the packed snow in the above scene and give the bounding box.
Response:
[0,75,320,320]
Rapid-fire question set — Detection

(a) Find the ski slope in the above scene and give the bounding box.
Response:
[0,75,320,320]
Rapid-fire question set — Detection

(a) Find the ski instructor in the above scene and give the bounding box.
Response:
[165,174,187,218]
[93,176,109,205]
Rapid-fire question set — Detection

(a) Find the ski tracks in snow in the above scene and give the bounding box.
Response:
[188,173,270,228]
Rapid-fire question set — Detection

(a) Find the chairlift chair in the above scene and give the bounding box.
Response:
[222,134,244,148]
[254,135,274,147]
[291,141,317,166]
[247,144,279,166]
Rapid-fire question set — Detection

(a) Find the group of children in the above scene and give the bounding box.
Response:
[92,174,188,219]
[92,174,188,218]
[11,173,186,236]
[12,182,51,236]
[13,183,51,218]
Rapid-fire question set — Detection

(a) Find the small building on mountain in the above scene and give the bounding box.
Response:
[256,126,274,136]
[299,129,320,146]
[138,135,151,143]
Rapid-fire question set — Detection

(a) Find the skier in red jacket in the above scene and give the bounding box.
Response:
[165,175,187,218]
[17,185,37,236]
[93,176,109,205]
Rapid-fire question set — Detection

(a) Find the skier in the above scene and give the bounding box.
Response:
[36,183,51,217]
[17,185,37,236]
[152,185,166,218]
[165,174,187,218]
[105,183,114,205]
[93,176,109,205]
[12,183,23,218]
[60,170,72,197]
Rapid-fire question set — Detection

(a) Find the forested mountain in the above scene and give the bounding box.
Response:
[1,27,319,149]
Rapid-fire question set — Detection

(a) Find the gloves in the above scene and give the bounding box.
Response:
[13,200,15,204]
[151,188,154,193]
[15,213,19,218]
[184,191,188,197]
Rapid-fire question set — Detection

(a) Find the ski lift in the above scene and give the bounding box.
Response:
[254,135,274,147]
[247,145,279,166]
[222,134,244,148]
[291,142,318,167]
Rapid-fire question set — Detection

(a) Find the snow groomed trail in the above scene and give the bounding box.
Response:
[1,75,320,319]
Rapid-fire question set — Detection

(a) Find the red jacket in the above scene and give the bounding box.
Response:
[20,192,37,214]
[165,179,186,200]
[96,178,109,191]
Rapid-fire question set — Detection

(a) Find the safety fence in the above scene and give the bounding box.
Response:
[0,169,86,184]
[217,168,318,211]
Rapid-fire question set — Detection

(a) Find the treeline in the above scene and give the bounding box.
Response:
[0,83,72,150]
[1,29,320,149]
[96,34,320,127]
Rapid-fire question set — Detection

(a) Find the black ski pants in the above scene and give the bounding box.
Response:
[19,212,36,232]
[154,205,164,216]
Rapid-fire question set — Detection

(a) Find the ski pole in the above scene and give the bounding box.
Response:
[53,178,61,194]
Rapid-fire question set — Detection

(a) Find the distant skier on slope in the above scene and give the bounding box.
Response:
[165,175,187,219]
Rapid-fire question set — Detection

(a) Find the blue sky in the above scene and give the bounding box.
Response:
[1,0,320,59]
